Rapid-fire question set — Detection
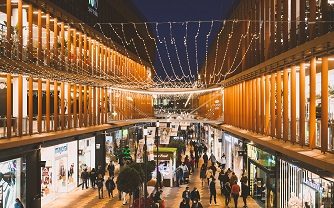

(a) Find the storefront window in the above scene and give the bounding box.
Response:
[328,55,334,151]
[222,133,244,177]
[0,158,26,208]
[279,159,334,208]
[41,141,77,205]
[78,137,95,185]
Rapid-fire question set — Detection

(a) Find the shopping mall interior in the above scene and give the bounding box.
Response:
[0,0,334,207]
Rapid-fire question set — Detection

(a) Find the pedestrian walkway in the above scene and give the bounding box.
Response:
[44,146,260,208]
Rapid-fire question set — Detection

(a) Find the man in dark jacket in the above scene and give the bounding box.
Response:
[107,162,115,177]
[202,152,208,165]
[81,169,89,189]
[241,181,250,207]
[190,187,200,203]
[209,178,217,205]
[89,168,97,188]
[156,170,163,189]
[96,174,104,199]
[182,187,191,205]
[105,177,115,198]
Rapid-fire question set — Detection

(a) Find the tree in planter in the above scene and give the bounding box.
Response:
[117,166,142,206]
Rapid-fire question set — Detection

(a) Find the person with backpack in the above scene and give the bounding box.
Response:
[182,187,191,205]
[105,176,116,198]
[190,187,200,203]
[241,181,250,208]
[202,152,208,165]
[179,198,190,208]
[81,169,89,189]
[199,164,207,187]
[107,161,115,177]
[218,171,225,195]
[89,168,97,188]
[96,174,104,199]
[231,181,240,208]
[209,178,217,205]
[223,182,232,207]
[191,198,203,208]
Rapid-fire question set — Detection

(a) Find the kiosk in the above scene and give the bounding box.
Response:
[153,147,177,187]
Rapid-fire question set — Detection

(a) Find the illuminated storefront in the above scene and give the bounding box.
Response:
[222,132,244,177]
[279,159,334,208]
[41,141,78,205]
[78,137,96,185]
[0,158,26,208]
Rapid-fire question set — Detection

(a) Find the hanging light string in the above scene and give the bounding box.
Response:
[183,21,195,79]
[195,21,201,77]
[203,20,215,87]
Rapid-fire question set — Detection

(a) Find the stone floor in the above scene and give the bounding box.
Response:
[44,147,261,208]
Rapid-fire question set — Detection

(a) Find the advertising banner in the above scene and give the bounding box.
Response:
[159,127,171,145]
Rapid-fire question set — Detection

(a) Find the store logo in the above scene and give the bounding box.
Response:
[55,145,68,156]
[303,178,324,192]
[88,0,98,17]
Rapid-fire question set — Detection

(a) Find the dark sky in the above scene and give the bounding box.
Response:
[130,0,237,84]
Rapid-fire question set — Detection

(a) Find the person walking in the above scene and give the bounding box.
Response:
[182,187,191,205]
[190,187,200,203]
[209,152,217,164]
[241,181,250,208]
[202,152,208,165]
[206,167,213,186]
[179,199,190,208]
[209,178,217,205]
[96,174,104,199]
[89,168,97,188]
[230,172,238,186]
[223,182,232,207]
[199,164,207,187]
[105,177,116,198]
[195,152,199,168]
[231,181,240,208]
[218,170,225,195]
[81,169,89,189]
[191,199,203,208]
[107,161,115,177]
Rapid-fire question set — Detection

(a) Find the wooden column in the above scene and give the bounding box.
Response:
[309,58,316,148]
[84,86,88,126]
[6,0,11,55]
[93,87,97,125]
[18,75,23,136]
[37,10,42,65]
[28,77,33,135]
[60,23,65,68]
[261,75,265,134]
[276,71,282,139]
[61,82,65,130]
[46,80,50,132]
[283,68,289,141]
[299,63,306,145]
[54,81,58,131]
[265,75,270,135]
[97,87,100,125]
[73,29,77,71]
[283,0,289,51]
[53,18,58,67]
[28,5,33,61]
[67,83,72,128]
[46,14,51,65]
[37,79,42,133]
[6,74,11,137]
[67,28,71,72]
[253,79,257,131]
[291,66,297,143]
[257,78,261,133]
[73,84,77,128]
[78,33,82,69]
[18,0,23,60]
[270,74,276,137]
[249,80,253,130]
[105,88,108,123]
[101,88,104,124]
[270,0,275,57]
[89,86,93,126]
[321,57,329,152]
[78,85,82,127]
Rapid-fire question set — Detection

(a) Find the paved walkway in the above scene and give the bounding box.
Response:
[44,151,260,208]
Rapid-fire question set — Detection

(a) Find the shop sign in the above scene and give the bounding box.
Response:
[55,144,68,157]
[88,0,98,17]
[154,153,171,160]
[303,178,324,192]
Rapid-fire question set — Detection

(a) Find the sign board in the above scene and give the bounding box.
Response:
[55,144,68,158]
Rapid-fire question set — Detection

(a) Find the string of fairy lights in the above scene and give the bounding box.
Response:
[0,18,273,95]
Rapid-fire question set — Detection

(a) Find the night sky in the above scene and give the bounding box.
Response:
[130,0,237,84]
